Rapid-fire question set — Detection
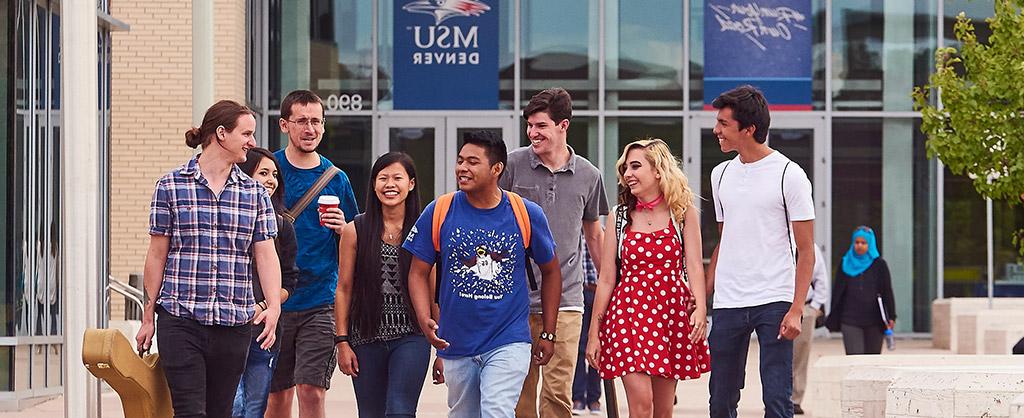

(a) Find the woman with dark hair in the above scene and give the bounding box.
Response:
[335,152,430,417]
[232,148,299,417]
[826,226,897,355]
[136,100,282,417]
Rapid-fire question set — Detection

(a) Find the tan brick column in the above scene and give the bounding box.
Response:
[109,0,246,319]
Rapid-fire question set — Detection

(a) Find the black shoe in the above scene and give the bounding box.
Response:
[794,404,804,415]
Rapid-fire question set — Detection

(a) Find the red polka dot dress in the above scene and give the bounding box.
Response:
[598,222,710,380]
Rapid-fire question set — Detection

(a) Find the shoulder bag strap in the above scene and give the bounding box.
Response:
[283,165,341,223]
[670,210,689,286]
[716,160,732,216]
[781,161,794,262]
[614,204,628,285]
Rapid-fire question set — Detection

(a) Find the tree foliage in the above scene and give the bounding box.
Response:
[912,0,1024,254]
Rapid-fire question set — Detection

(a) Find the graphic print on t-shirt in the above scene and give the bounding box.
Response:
[446,227,520,300]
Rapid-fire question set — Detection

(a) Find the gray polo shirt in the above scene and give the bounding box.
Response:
[499,146,609,313]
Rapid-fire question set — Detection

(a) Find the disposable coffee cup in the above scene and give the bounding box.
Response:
[317,195,340,226]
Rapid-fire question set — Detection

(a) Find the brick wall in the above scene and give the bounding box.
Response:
[109,0,246,318]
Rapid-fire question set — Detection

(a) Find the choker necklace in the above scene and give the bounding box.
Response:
[636,195,664,211]
[636,195,664,226]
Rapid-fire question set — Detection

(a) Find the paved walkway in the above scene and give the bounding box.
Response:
[1,335,942,417]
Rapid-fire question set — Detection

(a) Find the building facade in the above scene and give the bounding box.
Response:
[1,0,1022,409]
[243,0,1023,334]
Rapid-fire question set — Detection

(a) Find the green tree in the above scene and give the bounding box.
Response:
[912,0,1024,255]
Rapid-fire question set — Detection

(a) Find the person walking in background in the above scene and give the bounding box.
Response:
[335,152,431,417]
[586,138,709,418]
[232,148,300,418]
[825,226,896,355]
[706,85,816,418]
[404,130,563,418]
[267,90,359,418]
[501,87,608,418]
[136,100,282,417]
[791,244,830,415]
[571,243,602,415]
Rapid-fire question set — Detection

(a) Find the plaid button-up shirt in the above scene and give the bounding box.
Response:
[149,156,278,326]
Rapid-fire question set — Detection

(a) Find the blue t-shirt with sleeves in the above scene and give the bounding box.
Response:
[402,191,556,359]
[274,150,359,312]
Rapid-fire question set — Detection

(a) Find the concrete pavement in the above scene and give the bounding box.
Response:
[1,335,942,417]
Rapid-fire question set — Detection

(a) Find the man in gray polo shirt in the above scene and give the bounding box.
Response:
[501,88,609,418]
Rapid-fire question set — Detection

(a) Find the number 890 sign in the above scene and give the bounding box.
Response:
[325,94,363,112]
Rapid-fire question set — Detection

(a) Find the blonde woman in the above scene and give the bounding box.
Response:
[585,138,709,418]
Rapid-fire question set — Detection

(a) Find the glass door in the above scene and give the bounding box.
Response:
[686,114,830,260]
[377,115,517,201]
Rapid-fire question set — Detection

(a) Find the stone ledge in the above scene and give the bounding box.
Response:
[1010,392,1024,418]
[813,355,1024,418]
[984,324,1024,355]
[888,368,1024,418]
[931,298,1024,351]
[965,310,1024,354]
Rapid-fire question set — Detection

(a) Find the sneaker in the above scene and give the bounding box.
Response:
[572,401,586,415]
[794,403,804,415]
[588,401,602,415]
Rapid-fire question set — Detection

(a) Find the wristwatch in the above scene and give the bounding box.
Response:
[539,331,556,342]
[334,335,349,345]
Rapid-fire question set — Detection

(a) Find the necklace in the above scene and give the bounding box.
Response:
[636,195,664,226]
[383,224,402,243]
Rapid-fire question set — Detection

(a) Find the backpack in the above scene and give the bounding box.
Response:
[430,191,538,301]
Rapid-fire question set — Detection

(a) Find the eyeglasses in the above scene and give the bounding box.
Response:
[284,118,324,128]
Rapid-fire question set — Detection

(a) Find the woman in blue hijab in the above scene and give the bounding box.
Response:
[825,226,897,354]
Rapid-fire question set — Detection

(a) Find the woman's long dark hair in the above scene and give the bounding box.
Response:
[237,147,286,214]
[350,152,420,338]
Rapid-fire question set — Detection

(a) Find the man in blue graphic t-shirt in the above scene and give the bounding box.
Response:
[404,130,562,418]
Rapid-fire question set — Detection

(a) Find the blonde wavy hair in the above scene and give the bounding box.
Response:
[615,138,697,225]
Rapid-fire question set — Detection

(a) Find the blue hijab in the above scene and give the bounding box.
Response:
[841,227,880,277]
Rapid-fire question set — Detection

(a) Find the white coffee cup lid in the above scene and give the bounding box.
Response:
[318,195,340,205]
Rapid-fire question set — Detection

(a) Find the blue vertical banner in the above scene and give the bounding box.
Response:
[704,1,813,110]
[393,0,499,110]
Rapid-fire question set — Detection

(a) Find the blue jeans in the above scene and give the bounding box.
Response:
[572,288,601,404]
[708,301,794,418]
[351,335,432,418]
[232,331,280,418]
[443,342,532,418]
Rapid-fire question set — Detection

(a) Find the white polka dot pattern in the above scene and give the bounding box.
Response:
[598,223,711,381]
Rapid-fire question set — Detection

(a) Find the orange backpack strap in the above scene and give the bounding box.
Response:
[432,192,456,253]
[505,191,538,291]
[505,192,531,249]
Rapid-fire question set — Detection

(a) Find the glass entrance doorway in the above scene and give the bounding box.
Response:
[685,115,830,261]
[377,115,517,201]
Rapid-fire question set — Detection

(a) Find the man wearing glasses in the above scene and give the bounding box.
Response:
[267,90,358,418]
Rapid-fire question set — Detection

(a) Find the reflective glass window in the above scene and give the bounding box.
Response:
[833,118,935,331]
[521,0,599,110]
[270,0,374,112]
[831,1,935,111]
[606,0,684,110]
[306,117,373,210]
[689,0,826,110]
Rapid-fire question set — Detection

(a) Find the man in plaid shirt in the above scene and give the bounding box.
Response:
[136,100,283,417]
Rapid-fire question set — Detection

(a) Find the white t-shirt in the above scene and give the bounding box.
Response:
[711,151,815,309]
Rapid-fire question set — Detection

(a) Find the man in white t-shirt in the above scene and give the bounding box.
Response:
[706,85,816,418]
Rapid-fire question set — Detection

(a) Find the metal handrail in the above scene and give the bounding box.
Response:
[108,277,144,314]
